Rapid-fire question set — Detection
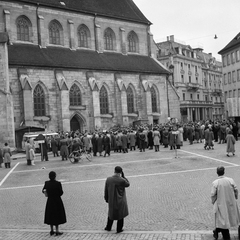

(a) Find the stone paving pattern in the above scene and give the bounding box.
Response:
[1,140,240,239]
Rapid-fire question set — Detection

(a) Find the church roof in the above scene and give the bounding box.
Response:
[8,44,169,75]
[16,0,151,25]
[218,32,240,54]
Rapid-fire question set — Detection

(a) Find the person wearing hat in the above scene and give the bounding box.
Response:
[211,166,240,240]
[104,166,130,233]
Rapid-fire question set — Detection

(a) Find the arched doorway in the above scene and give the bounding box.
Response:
[70,116,80,132]
[70,114,85,132]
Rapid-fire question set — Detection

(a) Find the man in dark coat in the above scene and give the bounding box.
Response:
[104,166,130,233]
[103,132,111,157]
[51,137,59,157]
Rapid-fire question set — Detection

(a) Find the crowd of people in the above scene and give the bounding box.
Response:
[32,118,239,163]
[0,119,239,167]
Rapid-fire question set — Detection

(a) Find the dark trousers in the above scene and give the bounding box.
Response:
[215,228,230,240]
[106,217,124,232]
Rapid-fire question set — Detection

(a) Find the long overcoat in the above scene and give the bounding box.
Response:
[60,139,69,157]
[128,132,136,147]
[211,176,240,229]
[42,180,67,225]
[104,175,130,220]
[121,134,128,149]
[153,130,160,146]
[162,130,169,145]
[226,134,236,153]
[2,146,11,163]
[97,135,103,153]
[0,148,3,164]
[51,139,58,154]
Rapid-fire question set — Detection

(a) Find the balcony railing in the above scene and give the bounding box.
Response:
[211,89,222,96]
[186,82,200,91]
[180,100,213,106]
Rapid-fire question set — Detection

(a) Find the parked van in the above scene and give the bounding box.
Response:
[22,132,59,153]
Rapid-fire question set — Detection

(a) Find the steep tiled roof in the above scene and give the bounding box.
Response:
[8,44,169,74]
[218,32,240,54]
[15,0,151,24]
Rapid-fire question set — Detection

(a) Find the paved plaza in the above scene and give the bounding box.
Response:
[1,140,240,239]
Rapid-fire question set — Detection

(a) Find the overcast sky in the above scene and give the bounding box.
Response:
[134,0,240,61]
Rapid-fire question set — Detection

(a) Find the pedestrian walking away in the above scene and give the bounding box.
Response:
[211,166,240,240]
[42,171,67,236]
[104,166,130,233]
[2,143,12,168]
[226,130,236,157]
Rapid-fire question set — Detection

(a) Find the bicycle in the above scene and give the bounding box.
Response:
[68,148,92,163]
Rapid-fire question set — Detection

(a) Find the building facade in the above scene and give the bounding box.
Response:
[0,0,180,148]
[157,35,223,122]
[218,32,240,120]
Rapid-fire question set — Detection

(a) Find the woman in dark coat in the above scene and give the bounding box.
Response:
[42,171,66,236]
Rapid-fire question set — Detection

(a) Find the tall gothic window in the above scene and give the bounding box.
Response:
[151,87,158,112]
[100,86,109,114]
[127,87,134,113]
[49,20,62,45]
[16,16,31,41]
[34,85,45,116]
[128,31,138,53]
[78,25,89,48]
[69,84,82,106]
[104,28,114,50]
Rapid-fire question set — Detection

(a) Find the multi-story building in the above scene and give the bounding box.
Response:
[218,32,240,120]
[157,35,223,122]
[0,0,180,148]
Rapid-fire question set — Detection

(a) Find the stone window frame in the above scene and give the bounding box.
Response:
[104,27,116,51]
[33,84,46,117]
[127,31,139,53]
[99,85,109,114]
[126,86,135,113]
[77,24,91,48]
[16,15,32,42]
[150,86,158,113]
[49,20,63,45]
[69,83,82,106]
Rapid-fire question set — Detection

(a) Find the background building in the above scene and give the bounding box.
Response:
[218,32,240,121]
[0,0,180,148]
[157,35,223,122]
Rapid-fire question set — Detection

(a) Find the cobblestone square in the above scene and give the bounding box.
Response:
[1,141,240,239]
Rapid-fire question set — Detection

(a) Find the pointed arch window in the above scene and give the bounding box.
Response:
[16,16,31,41]
[70,84,82,106]
[34,85,45,116]
[104,28,114,50]
[78,25,89,48]
[49,20,62,45]
[128,31,138,53]
[151,87,158,112]
[127,87,134,113]
[100,86,109,114]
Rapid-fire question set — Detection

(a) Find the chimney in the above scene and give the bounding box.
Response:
[167,36,169,41]
[208,53,212,57]
[170,35,174,42]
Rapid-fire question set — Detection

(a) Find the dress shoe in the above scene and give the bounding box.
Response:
[104,227,111,231]
[116,229,124,233]
[213,229,218,240]
[50,231,55,236]
[55,232,63,236]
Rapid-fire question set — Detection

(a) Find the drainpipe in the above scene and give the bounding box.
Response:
[94,13,97,51]
[166,74,170,117]
[36,3,41,46]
